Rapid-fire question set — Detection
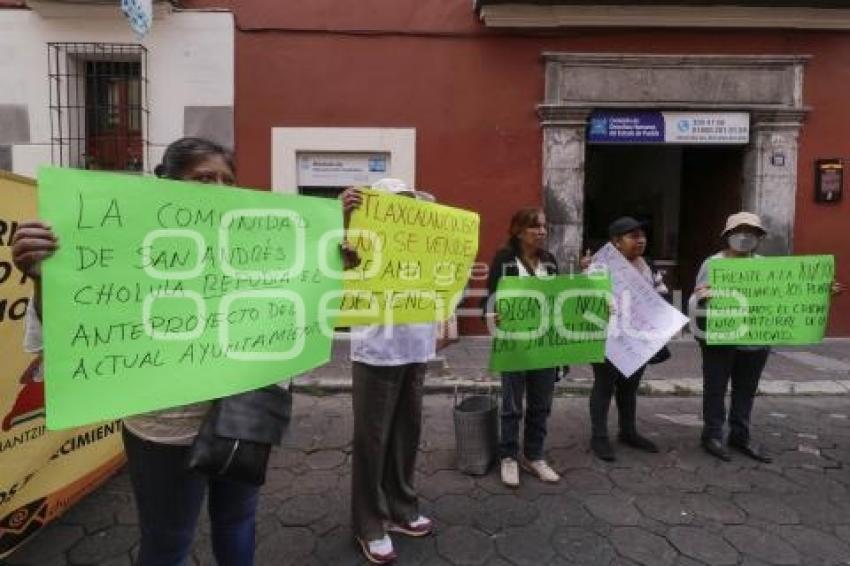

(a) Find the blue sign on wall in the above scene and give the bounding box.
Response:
[588,111,750,145]
[588,112,665,143]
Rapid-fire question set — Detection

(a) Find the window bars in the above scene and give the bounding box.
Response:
[48,42,149,172]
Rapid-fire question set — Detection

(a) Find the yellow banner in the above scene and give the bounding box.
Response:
[337,189,479,326]
[0,171,124,558]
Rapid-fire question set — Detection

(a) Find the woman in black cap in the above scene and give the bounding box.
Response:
[583,216,668,461]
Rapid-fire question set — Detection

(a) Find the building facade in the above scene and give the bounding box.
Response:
[0,0,234,176]
[3,0,848,334]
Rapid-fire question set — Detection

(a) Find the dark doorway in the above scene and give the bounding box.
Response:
[583,144,744,308]
[678,147,744,301]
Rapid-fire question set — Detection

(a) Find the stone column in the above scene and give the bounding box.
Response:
[539,106,590,273]
[742,110,807,254]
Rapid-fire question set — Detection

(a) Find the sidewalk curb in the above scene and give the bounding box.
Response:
[292,377,850,397]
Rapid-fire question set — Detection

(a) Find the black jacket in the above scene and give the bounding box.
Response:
[482,243,559,315]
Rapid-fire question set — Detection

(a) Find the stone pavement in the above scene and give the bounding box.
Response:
[299,337,850,396]
[8,394,850,565]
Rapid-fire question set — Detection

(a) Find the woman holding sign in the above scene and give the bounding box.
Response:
[485,207,561,488]
[691,212,775,462]
[584,217,666,462]
[12,138,267,566]
[340,179,437,565]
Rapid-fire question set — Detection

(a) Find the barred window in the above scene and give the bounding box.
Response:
[48,43,149,172]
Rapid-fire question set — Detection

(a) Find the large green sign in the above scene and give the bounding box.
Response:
[489,274,610,372]
[707,255,834,345]
[39,167,344,429]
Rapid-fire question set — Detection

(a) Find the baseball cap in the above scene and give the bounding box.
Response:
[608,216,647,238]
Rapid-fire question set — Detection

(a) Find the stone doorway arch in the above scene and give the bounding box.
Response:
[538,53,809,270]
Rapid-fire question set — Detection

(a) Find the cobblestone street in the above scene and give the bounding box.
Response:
[8,394,850,566]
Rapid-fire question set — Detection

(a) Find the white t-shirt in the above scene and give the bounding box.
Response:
[350,323,437,366]
[515,256,548,277]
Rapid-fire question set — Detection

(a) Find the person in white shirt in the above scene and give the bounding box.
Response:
[340,179,436,565]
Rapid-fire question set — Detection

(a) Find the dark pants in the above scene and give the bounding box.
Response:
[700,344,769,443]
[351,362,424,541]
[499,369,557,461]
[590,360,645,439]
[123,428,260,566]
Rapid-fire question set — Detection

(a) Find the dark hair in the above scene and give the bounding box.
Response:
[507,207,545,246]
[154,137,234,180]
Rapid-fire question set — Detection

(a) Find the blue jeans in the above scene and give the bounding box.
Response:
[499,369,557,461]
[123,428,260,566]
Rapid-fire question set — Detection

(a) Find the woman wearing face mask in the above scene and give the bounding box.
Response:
[691,212,774,463]
[585,217,667,462]
[12,138,265,566]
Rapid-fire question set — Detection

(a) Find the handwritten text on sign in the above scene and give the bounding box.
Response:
[338,189,479,326]
[707,255,834,345]
[591,243,688,378]
[39,167,344,430]
[489,275,611,372]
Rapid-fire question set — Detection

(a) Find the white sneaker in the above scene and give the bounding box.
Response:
[501,458,520,487]
[357,534,396,564]
[521,458,560,483]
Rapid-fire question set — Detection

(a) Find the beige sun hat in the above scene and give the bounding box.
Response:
[721,211,766,237]
[371,178,434,202]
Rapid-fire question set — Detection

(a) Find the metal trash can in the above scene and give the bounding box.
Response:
[453,391,498,476]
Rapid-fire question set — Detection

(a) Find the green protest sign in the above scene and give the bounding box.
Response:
[39,167,344,429]
[488,274,611,372]
[707,255,834,345]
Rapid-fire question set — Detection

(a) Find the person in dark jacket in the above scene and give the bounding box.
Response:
[13,138,263,566]
[485,207,561,487]
[584,217,666,462]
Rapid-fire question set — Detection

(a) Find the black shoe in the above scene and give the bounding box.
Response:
[701,438,731,462]
[591,437,616,461]
[728,439,772,463]
[619,432,659,453]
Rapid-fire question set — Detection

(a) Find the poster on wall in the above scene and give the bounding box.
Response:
[0,171,125,559]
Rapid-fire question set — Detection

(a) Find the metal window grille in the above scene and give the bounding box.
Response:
[48,42,149,172]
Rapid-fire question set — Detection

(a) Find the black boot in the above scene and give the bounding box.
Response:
[619,431,659,453]
[701,438,731,462]
[728,437,772,463]
[591,437,616,461]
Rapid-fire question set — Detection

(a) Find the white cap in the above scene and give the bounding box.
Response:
[721,211,766,237]
[371,178,435,202]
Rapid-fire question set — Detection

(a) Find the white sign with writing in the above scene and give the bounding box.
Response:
[297,152,390,187]
[664,112,749,144]
[592,243,689,377]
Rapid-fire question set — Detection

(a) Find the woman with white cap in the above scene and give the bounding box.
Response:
[691,211,774,462]
[340,179,436,565]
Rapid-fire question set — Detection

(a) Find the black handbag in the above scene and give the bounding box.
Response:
[648,345,672,365]
[187,384,293,486]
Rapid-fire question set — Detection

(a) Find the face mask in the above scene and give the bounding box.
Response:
[728,232,760,253]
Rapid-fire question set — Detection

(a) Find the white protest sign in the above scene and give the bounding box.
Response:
[592,243,688,377]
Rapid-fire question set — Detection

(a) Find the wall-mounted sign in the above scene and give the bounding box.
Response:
[815,159,843,204]
[588,111,750,145]
[297,152,390,187]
